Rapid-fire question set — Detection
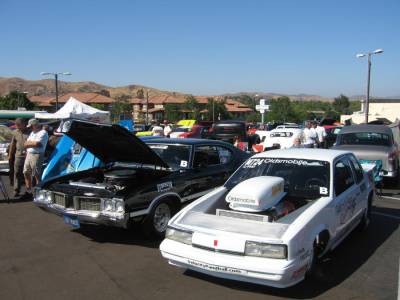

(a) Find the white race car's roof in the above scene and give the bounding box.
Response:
[252,148,351,163]
[270,128,302,133]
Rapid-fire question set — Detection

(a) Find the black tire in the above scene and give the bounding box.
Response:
[357,194,372,232]
[142,200,174,238]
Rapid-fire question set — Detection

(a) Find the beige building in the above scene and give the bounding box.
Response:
[341,98,400,124]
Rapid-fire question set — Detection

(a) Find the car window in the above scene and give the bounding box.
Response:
[193,145,223,168]
[338,132,391,146]
[148,144,191,170]
[334,160,355,196]
[217,146,233,164]
[348,155,364,184]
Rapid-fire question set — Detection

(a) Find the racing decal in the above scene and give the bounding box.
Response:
[180,160,188,168]
[243,158,326,169]
[187,260,244,275]
[226,195,257,205]
[157,181,173,192]
[319,187,328,195]
[335,197,357,224]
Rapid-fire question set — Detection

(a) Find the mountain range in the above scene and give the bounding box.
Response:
[1,76,396,101]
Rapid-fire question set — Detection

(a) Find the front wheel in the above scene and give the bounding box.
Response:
[143,201,173,238]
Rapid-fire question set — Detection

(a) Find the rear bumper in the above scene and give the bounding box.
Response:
[160,239,308,288]
[34,201,129,228]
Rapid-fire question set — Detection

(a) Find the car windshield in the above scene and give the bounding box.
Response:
[338,132,391,146]
[225,157,330,199]
[148,144,191,170]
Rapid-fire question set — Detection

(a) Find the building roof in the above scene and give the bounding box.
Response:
[29,95,53,107]
[56,93,115,104]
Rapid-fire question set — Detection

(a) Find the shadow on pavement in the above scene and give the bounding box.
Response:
[75,223,162,249]
[183,205,399,299]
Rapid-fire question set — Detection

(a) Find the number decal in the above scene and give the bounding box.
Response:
[180,160,188,168]
[320,187,328,195]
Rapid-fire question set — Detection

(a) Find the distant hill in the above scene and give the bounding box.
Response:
[3,76,394,102]
[0,77,188,99]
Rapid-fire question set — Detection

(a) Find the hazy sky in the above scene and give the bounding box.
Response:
[1,0,399,97]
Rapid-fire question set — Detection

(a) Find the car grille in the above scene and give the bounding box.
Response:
[53,192,67,207]
[78,197,101,211]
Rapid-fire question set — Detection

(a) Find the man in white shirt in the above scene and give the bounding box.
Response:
[313,122,327,148]
[151,122,164,136]
[23,119,49,194]
[302,121,317,148]
[163,120,172,137]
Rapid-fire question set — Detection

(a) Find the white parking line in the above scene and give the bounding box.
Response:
[372,211,400,221]
[379,195,400,201]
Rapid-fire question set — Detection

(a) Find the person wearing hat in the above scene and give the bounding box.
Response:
[8,118,29,198]
[23,119,48,194]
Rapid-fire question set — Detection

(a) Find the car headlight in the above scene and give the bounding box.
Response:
[165,227,192,245]
[34,189,52,203]
[115,200,125,213]
[103,199,113,211]
[245,241,287,259]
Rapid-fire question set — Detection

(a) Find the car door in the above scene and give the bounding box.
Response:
[333,157,359,240]
[189,144,233,197]
[347,154,369,216]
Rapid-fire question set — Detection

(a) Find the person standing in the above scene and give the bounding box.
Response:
[302,121,317,148]
[8,118,29,198]
[23,119,48,194]
[163,120,172,137]
[313,122,327,148]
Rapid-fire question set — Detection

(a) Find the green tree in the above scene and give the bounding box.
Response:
[0,91,34,110]
[164,103,182,122]
[97,89,111,97]
[204,98,231,121]
[333,94,350,114]
[90,103,107,110]
[136,88,144,99]
[269,96,295,122]
[110,96,131,122]
[183,95,202,120]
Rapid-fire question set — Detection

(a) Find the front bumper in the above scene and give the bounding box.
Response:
[34,201,129,228]
[160,239,308,288]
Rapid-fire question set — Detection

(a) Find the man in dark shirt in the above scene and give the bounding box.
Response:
[8,118,28,198]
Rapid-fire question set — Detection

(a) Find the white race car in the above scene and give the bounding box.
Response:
[263,128,303,149]
[160,149,374,288]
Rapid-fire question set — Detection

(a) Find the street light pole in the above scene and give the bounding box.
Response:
[356,49,383,124]
[41,72,71,111]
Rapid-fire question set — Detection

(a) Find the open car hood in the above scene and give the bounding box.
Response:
[61,120,169,168]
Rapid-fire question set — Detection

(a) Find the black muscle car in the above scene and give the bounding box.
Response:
[34,120,249,236]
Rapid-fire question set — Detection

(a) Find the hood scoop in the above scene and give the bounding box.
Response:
[226,176,286,212]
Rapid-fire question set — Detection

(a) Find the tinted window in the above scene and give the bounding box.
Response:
[194,145,226,168]
[148,144,191,170]
[348,155,364,184]
[334,160,355,196]
[338,132,391,146]
[225,158,330,199]
[217,146,233,164]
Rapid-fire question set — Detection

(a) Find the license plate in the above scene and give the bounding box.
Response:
[187,259,245,275]
[63,215,80,229]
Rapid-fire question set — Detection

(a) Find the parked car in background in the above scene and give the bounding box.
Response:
[325,126,343,148]
[211,121,258,150]
[0,125,13,171]
[262,127,303,150]
[332,125,399,180]
[160,149,374,288]
[34,120,249,236]
[170,125,208,139]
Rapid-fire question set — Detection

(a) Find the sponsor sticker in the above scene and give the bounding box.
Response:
[187,259,245,275]
[157,181,173,192]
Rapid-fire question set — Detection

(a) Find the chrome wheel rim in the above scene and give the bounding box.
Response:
[153,203,171,233]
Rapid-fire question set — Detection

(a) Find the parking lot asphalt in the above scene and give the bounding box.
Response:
[0,177,399,300]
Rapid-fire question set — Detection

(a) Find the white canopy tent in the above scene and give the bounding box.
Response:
[35,97,110,124]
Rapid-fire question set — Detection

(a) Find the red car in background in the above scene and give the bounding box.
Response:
[171,125,208,139]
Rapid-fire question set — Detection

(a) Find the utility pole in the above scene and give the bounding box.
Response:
[146,90,149,126]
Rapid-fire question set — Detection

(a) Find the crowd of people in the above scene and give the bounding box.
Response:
[301,121,327,148]
[8,118,49,198]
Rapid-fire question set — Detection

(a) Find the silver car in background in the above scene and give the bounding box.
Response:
[332,124,399,180]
